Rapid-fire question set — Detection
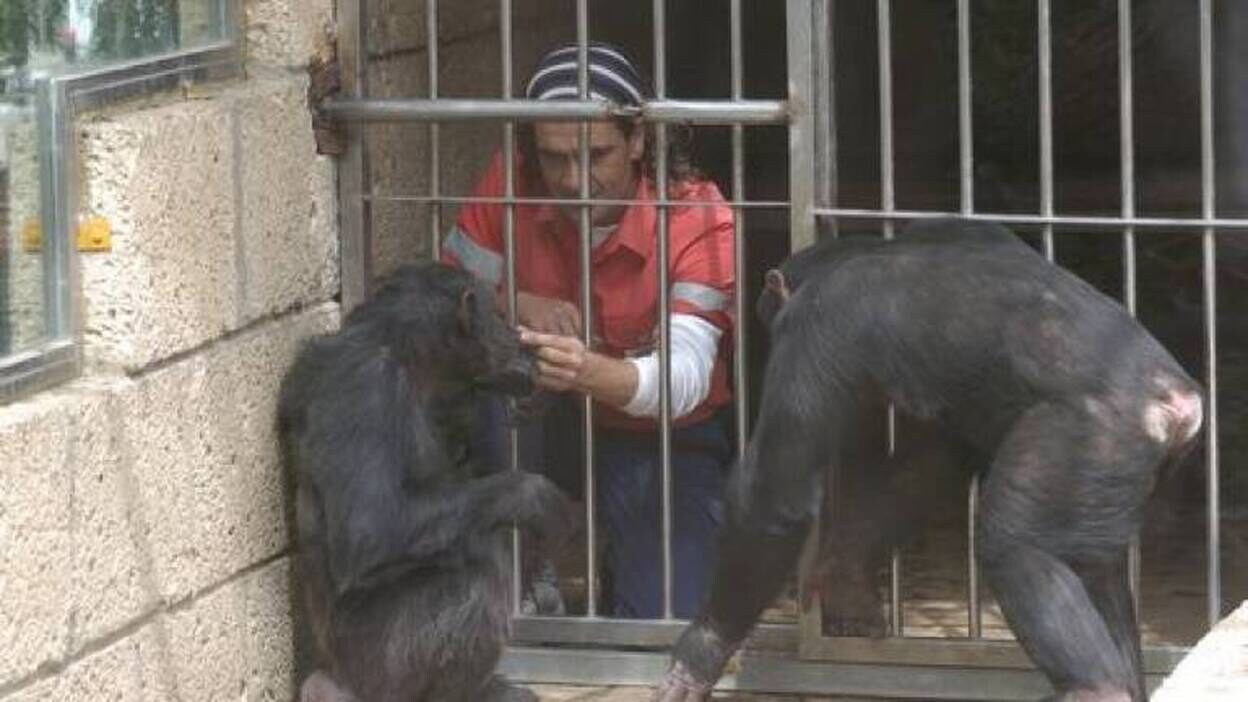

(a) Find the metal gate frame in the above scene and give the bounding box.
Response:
[326,0,1241,698]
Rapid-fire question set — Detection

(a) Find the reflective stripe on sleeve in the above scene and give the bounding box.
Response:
[671,281,729,313]
[444,226,503,286]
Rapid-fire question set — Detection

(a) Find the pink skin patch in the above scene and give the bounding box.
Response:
[1142,387,1203,446]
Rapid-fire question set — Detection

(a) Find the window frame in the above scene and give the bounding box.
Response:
[0,0,243,403]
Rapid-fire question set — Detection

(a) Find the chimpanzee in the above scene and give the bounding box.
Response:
[655,219,1203,701]
[278,261,575,702]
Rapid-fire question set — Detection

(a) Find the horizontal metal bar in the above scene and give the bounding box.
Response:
[814,207,1248,231]
[500,647,1079,700]
[322,98,789,124]
[58,43,241,111]
[0,342,80,404]
[644,99,788,124]
[511,617,796,652]
[800,635,1186,675]
[364,193,790,210]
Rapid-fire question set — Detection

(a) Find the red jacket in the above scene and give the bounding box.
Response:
[441,152,736,430]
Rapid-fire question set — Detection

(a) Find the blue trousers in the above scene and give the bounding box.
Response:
[476,396,730,619]
[592,418,730,618]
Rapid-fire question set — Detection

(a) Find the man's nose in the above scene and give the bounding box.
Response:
[558,158,582,193]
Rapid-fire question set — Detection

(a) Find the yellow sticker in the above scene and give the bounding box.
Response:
[20,218,41,252]
[77,216,112,252]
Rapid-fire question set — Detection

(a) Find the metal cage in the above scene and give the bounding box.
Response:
[328,1,1245,698]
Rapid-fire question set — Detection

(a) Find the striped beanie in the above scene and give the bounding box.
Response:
[525,42,648,106]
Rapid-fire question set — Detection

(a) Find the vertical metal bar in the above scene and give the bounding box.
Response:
[788,0,817,253]
[337,0,371,312]
[959,0,982,638]
[731,0,748,461]
[878,0,902,637]
[786,0,819,631]
[1118,0,1142,617]
[653,0,675,620]
[878,0,894,240]
[36,80,70,338]
[814,0,838,237]
[501,0,523,615]
[957,0,973,214]
[1038,0,1054,260]
[428,0,442,259]
[575,0,599,619]
[968,473,982,638]
[1198,0,1221,630]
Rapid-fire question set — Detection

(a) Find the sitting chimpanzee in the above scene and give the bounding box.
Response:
[655,219,1203,702]
[279,262,575,702]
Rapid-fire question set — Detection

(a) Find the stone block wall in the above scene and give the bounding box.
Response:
[0,0,338,699]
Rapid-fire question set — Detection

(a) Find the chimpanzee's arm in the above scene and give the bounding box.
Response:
[320,462,564,596]
[298,356,568,598]
[656,301,864,701]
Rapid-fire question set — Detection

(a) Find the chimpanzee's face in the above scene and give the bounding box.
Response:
[458,283,538,397]
[533,119,644,227]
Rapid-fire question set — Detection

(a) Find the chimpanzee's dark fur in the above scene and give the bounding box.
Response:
[279,262,574,702]
[656,219,1203,702]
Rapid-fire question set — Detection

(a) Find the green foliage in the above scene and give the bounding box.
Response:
[0,0,70,68]
[89,0,179,62]
[0,0,182,71]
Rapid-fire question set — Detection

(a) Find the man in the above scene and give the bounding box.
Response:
[441,42,736,619]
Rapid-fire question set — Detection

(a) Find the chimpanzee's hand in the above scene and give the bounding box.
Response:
[651,661,714,702]
[514,472,580,548]
[516,292,582,336]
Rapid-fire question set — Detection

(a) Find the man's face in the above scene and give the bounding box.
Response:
[533,120,645,227]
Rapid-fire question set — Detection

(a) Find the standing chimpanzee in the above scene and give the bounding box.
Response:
[279,262,575,702]
[654,219,1203,701]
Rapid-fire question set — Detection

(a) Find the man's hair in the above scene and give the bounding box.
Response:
[517,41,697,194]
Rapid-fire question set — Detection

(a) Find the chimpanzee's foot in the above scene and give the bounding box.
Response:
[299,670,358,702]
[651,660,715,702]
[520,559,567,616]
[808,562,886,637]
[480,674,539,702]
[820,585,887,637]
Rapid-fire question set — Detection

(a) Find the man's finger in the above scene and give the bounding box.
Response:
[536,359,576,381]
[533,345,580,367]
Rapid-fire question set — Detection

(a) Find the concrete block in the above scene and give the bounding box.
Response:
[162,558,296,702]
[234,75,339,323]
[4,623,175,702]
[62,381,159,653]
[0,380,156,686]
[78,97,238,373]
[246,0,335,69]
[1154,600,1248,701]
[120,304,339,602]
[6,560,295,702]
[0,395,74,684]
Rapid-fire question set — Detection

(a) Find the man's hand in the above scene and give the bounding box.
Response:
[518,326,596,393]
[516,291,582,336]
[518,326,638,408]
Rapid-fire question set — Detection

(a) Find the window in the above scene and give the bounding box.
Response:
[0,0,237,400]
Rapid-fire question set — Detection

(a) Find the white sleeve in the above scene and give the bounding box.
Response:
[622,314,723,419]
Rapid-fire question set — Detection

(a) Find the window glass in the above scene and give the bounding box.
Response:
[0,93,43,355]
[0,1,228,361]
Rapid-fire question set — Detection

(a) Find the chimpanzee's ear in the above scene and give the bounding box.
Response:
[764,268,791,302]
[458,288,477,334]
